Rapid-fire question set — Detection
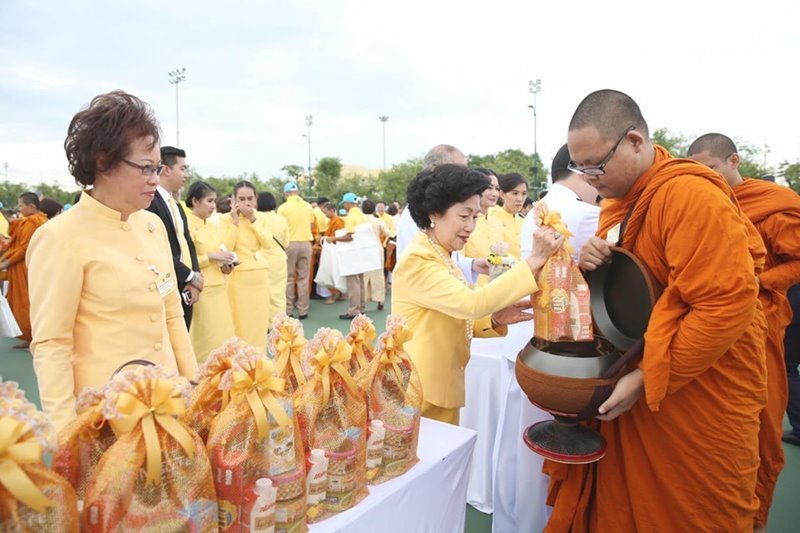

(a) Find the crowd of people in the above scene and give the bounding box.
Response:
[3,87,797,531]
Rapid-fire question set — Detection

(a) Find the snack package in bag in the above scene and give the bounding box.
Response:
[355,316,422,484]
[532,203,593,342]
[294,329,368,522]
[83,366,217,532]
[183,339,240,442]
[0,379,80,533]
[207,345,308,533]
[268,314,310,394]
[487,241,517,281]
[53,387,117,502]
[345,314,377,376]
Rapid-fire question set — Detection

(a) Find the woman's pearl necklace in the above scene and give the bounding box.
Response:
[424,231,474,343]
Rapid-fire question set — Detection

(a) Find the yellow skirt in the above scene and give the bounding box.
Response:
[267,251,287,325]
[189,283,236,363]
[228,268,271,349]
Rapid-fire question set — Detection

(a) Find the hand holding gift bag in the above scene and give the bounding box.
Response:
[83,365,217,532]
[532,202,594,342]
[355,316,423,484]
[0,379,80,533]
[207,346,307,533]
[294,328,368,522]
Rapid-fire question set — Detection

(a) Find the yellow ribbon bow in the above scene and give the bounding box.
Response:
[349,326,376,369]
[379,326,414,384]
[110,378,196,485]
[206,370,232,412]
[229,358,292,440]
[313,340,359,405]
[274,325,308,386]
[0,416,53,513]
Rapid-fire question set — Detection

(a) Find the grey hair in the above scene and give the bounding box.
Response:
[422,144,465,171]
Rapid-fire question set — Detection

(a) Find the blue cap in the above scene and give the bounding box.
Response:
[338,192,358,206]
[283,182,299,193]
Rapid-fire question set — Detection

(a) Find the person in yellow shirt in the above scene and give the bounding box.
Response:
[258,191,289,324]
[27,90,197,432]
[186,181,237,362]
[488,172,528,259]
[312,196,330,236]
[463,168,502,284]
[376,200,396,238]
[392,165,562,424]
[220,181,273,348]
[327,192,368,319]
[361,199,391,311]
[277,182,314,319]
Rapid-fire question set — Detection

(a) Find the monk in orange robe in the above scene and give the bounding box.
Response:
[543,90,768,532]
[1,193,48,347]
[688,133,800,529]
[321,202,346,303]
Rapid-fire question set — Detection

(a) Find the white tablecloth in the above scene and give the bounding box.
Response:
[310,417,477,533]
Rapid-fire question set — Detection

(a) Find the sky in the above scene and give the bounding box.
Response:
[1,0,798,190]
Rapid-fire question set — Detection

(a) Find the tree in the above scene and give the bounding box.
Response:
[779,160,800,193]
[468,149,547,197]
[373,157,423,204]
[313,157,343,198]
[651,128,689,157]
[735,141,772,179]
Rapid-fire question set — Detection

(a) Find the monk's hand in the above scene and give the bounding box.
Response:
[596,368,644,421]
[578,236,612,271]
[472,258,491,275]
[491,299,533,326]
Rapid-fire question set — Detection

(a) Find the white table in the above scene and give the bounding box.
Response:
[310,417,477,533]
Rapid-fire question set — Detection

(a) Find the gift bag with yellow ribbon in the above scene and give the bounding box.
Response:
[346,314,376,376]
[293,328,368,521]
[183,338,240,442]
[207,348,307,533]
[53,387,117,503]
[82,365,217,532]
[532,202,594,342]
[355,315,423,484]
[0,380,80,532]
[268,314,310,394]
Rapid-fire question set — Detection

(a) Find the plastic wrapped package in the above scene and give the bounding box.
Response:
[268,314,310,394]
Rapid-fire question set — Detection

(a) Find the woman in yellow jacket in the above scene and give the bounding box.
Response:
[463,168,503,285]
[392,165,562,425]
[488,172,529,260]
[257,191,289,324]
[185,181,237,362]
[27,91,197,432]
[220,181,274,348]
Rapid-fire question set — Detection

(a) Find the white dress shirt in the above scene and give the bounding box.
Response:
[520,183,600,260]
[396,207,476,282]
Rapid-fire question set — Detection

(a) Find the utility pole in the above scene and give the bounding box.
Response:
[379,115,389,169]
[528,78,542,190]
[303,115,313,196]
[168,68,187,147]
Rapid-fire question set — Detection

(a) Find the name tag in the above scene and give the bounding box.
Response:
[156,272,176,298]
[606,223,621,244]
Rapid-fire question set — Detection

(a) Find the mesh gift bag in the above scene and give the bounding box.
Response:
[268,314,310,394]
[355,316,423,484]
[183,339,240,442]
[0,380,80,533]
[532,202,593,342]
[293,328,368,522]
[83,365,217,532]
[207,347,307,533]
[53,387,117,502]
[346,314,377,375]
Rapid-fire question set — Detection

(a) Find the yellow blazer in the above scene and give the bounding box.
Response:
[186,212,237,287]
[219,212,273,271]
[463,214,504,260]
[488,205,523,260]
[391,232,538,408]
[27,191,197,432]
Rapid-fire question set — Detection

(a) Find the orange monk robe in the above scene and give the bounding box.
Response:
[734,178,800,526]
[544,146,768,533]
[323,214,345,239]
[5,212,48,341]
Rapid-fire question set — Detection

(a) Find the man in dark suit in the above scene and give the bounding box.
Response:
[147,146,202,328]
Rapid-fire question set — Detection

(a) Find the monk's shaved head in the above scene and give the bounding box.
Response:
[569,89,649,140]
[687,133,738,159]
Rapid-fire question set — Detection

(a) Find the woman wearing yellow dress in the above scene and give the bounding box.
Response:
[27,90,197,432]
[392,165,563,424]
[185,181,237,362]
[463,168,502,285]
[257,191,289,324]
[220,181,274,348]
[488,172,529,260]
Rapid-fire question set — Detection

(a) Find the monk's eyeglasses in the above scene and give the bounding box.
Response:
[568,126,635,176]
[122,159,164,177]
